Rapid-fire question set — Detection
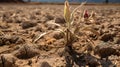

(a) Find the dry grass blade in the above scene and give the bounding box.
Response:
[71,1,86,16]
[84,33,96,47]
[70,1,86,23]
[33,29,64,43]
[47,20,62,27]
[33,30,55,43]
[33,32,47,43]
[55,29,66,35]
[89,11,94,19]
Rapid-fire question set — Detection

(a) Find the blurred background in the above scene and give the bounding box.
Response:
[26,0,120,3]
[0,0,120,3]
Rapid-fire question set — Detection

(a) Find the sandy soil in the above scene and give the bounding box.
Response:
[0,4,120,67]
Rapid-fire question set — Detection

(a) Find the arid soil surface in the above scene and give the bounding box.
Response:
[0,4,120,67]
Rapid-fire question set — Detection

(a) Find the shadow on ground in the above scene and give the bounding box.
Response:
[64,46,115,67]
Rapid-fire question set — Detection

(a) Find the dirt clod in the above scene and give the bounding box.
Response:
[55,17,65,24]
[0,35,25,46]
[0,54,17,67]
[94,44,120,58]
[21,21,37,29]
[13,45,39,59]
[40,61,51,67]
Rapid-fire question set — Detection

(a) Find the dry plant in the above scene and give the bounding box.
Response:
[33,0,99,52]
[62,0,99,51]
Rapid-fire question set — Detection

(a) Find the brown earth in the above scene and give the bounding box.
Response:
[0,4,120,67]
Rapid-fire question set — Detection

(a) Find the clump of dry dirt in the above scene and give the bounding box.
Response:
[0,4,120,67]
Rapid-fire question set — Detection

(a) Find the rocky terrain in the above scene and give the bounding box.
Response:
[0,4,120,67]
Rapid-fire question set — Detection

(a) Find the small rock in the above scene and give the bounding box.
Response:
[0,35,25,46]
[46,14,54,20]
[100,33,115,42]
[35,24,47,32]
[85,54,100,67]
[108,24,114,28]
[55,17,65,24]
[0,54,17,67]
[21,21,37,29]
[52,31,64,39]
[94,44,120,58]
[40,61,51,67]
[13,45,39,59]
[10,35,25,44]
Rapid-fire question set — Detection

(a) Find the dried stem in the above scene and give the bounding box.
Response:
[84,33,95,48]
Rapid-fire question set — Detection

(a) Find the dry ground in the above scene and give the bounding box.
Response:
[0,4,120,67]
